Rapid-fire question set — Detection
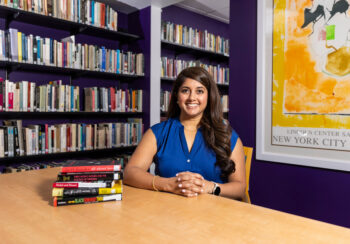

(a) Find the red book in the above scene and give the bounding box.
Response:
[67,125,71,152]
[61,159,122,173]
[110,87,115,112]
[8,89,13,111]
[91,88,95,112]
[101,3,105,28]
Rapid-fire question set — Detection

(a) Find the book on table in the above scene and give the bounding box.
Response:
[57,171,122,182]
[52,158,123,207]
[60,158,122,173]
[52,180,123,197]
[53,194,122,207]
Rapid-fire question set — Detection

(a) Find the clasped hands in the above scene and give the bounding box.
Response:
[171,171,214,197]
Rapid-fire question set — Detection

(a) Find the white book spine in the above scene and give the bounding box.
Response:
[59,85,65,112]
[0,129,4,157]
[30,82,35,112]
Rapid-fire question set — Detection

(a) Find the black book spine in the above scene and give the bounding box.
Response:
[5,30,10,60]
[22,128,26,156]
[81,0,86,24]
[61,188,99,197]
[13,126,19,156]
[35,86,40,112]
[4,127,8,157]
[99,88,103,112]
[33,36,37,64]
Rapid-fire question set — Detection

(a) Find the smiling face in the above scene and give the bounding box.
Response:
[177,78,208,119]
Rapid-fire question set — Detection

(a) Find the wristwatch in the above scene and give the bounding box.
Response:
[212,182,221,196]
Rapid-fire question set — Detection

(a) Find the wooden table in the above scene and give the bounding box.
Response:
[0,168,349,243]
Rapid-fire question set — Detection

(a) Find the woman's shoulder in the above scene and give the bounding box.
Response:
[230,128,239,150]
[151,117,180,135]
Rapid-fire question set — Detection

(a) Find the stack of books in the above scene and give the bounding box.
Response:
[52,158,123,207]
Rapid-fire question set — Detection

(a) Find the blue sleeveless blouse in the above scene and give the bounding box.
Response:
[151,118,239,183]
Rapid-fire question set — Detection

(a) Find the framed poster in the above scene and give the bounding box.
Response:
[257,0,350,171]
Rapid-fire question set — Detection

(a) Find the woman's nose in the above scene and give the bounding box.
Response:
[188,91,196,99]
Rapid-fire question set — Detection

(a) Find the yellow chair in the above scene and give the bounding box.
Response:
[243,146,253,204]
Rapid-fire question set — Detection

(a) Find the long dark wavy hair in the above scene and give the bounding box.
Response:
[167,67,235,180]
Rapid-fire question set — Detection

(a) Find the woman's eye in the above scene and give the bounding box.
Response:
[180,89,189,93]
[197,90,204,94]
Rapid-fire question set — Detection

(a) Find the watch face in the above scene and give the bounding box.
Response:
[214,186,221,196]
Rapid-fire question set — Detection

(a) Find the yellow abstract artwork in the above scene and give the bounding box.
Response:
[272,0,350,151]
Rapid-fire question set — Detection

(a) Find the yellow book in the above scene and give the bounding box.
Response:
[17,32,22,62]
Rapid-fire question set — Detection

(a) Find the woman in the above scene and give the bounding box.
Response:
[124,67,246,200]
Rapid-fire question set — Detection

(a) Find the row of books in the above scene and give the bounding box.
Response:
[0,119,143,157]
[0,29,144,74]
[1,161,65,174]
[160,90,228,113]
[161,57,229,85]
[0,78,143,112]
[161,21,229,56]
[52,158,124,206]
[84,87,142,113]
[0,0,119,31]
[160,90,171,113]
[0,154,131,174]
[221,95,229,113]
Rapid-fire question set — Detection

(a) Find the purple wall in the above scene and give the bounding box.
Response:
[127,7,151,130]
[229,0,350,228]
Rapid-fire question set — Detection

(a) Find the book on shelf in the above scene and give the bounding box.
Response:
[161,21,229,56]
[161,57,229,85]
[2,28,144,75]
[83,86,143,112]
[1,161,66,173]
[0,78,145,113]
[0,120,143,158]
[160,89,171,113]
[52,179,122,197]
[53,193,122,207]
[0,0,119,31]
[221,95,229,113]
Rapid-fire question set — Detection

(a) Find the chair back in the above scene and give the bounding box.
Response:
[243,146,253,203]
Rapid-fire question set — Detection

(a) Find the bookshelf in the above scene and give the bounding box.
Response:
[160,5,230,118]
[0,60,144,80]
[0,4,140,41]
[0,2,150,171]
[0,111,143,119]
[161,40,229,62]
[0,146,136,164]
